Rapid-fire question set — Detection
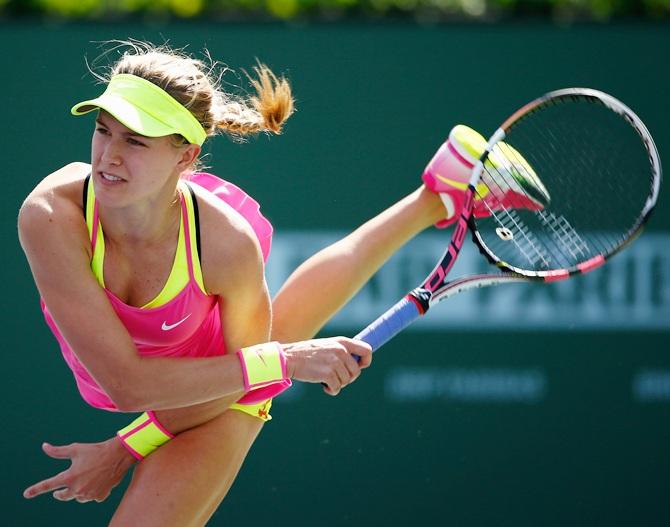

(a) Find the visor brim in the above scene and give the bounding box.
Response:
[71,95,183,139]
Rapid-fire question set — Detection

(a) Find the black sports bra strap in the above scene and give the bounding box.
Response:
[183,181,202,263]
[82,174,91,219]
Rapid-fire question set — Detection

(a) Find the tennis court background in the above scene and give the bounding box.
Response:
[2,22,669,526]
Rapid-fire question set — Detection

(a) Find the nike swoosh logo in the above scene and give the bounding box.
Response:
[254,348,268,367]
[161,314,192,331]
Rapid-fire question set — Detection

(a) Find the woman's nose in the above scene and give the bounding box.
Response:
[101,142,122,166]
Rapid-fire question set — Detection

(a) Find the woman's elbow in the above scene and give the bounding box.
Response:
[111,393,148,413]
[104,377,151,413]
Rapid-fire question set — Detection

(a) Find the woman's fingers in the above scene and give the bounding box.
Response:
[52,488,76,502]
[347,338,373,368]
[23,471,68,499]
[42,442,75,460]
[323,341,370,395]
[284,336,373,394]
[322,362,349,396]
[24,438,131,504]
[23,443,77,499]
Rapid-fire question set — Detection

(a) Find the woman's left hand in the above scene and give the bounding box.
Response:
[23,437,136,503]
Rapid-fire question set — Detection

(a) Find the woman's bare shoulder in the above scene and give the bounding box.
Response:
[18,162,91,246]
[188,182,265,295]
[189,182,262,250]
[22,162,91,210]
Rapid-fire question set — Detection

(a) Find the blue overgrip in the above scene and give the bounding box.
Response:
[354,297,422,353]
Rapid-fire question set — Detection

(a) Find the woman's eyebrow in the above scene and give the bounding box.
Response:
[95,116,147,138]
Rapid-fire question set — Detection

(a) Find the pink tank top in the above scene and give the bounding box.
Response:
[41,172,273,411]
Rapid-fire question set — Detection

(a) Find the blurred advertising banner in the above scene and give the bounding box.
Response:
[267,231,669,331]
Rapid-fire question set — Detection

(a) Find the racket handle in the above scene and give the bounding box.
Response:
[354,296,422,353]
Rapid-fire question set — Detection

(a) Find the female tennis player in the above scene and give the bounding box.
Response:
[19,42,512,526]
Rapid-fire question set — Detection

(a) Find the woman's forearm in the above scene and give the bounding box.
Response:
[112,353,246,412]
[121,189,443,429]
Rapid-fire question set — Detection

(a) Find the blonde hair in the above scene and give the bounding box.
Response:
[93,41,294,142]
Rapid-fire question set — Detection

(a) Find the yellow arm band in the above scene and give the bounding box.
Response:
[237,342,288,391]
[116,411,174,460]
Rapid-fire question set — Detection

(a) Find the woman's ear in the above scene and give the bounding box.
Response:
[177,143,201,169]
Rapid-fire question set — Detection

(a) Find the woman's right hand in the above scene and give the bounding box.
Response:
[23,437,136,503]
[283,337,372,395]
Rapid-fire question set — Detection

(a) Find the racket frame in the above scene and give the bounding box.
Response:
[356,88,662,351]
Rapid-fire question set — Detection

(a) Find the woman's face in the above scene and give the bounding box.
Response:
[91,110,198,207]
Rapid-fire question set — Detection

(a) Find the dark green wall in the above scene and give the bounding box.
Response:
[2,21,669,526]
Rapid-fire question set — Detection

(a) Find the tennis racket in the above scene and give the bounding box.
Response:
[355,88,662,351]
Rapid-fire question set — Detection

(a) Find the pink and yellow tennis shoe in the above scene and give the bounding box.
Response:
[422,125,550,228]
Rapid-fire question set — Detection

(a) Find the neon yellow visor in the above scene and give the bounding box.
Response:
[71,74,207,146]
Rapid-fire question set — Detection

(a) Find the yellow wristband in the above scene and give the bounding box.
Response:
[237,342,288,391]
[117,411,174,460]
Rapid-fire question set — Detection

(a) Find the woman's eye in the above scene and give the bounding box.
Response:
[128,138,147,147]
[95,127,109,135]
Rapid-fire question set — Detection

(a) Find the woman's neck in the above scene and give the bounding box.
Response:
[97,182,182,246]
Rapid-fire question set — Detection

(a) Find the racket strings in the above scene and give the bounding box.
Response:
[472,161,550,269]
[495,209,551,268]
[522,114,624,263]
[473,94,657,274]
[476,144,560,269]
[541,103,645,256]
[512,119,605,265]
[536,211,590,261]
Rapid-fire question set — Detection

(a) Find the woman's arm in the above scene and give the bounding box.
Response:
[149,184,380,432]
[19,196,245,411]
[22,185,440,503]
[116,186,443,433]
[21,178,374,502]
[19,176,370,412]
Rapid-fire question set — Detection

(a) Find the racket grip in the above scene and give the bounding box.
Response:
[354,296,422,353]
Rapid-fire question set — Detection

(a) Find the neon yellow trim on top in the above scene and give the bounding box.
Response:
[86,180,106,287]
[181,181,206,294]
[85,179,206,308]
[142,181,203,308]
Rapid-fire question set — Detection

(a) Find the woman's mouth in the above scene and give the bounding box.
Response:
[100,172,125,183]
